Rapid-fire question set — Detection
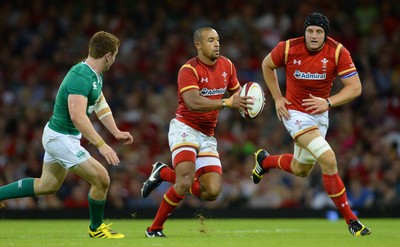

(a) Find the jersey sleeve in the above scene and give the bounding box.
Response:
[226,58,240,92]
[337,46,357,78]
[66,73,93,96]
[178,65,199,94]
[270,41,287,68]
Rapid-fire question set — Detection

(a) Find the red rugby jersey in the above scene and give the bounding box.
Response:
[270,36,357,113]
[175,56,240,136]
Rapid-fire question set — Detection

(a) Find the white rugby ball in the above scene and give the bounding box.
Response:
[239,82,265,119]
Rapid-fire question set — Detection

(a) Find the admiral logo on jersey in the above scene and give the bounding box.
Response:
[294,70,326,80]
[199,87,226,96]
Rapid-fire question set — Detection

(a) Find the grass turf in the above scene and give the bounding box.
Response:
[0,218,398,247]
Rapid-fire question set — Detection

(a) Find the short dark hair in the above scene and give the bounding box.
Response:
[193,27,215,43]
[89,31,120,59]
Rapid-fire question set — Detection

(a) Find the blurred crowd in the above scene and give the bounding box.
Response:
[0,0,399,213]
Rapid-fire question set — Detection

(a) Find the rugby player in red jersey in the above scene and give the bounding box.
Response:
[252,13,371,236]
[141,27,252,237]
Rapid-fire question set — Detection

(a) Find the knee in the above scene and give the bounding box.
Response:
[202,185,221,201]
[35,179,60,195]
[291,161,313,178]
[318,150,337,173]
[41,187,59,195]
[175,178,193,195]
[94,172,110,191]
[293,166,312,177]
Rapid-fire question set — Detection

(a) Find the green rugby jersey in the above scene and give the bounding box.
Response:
[48,61,103,135]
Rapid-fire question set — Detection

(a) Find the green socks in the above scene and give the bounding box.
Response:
[0,178,35,200]
[88,196,106,231]
[0,179,107,232]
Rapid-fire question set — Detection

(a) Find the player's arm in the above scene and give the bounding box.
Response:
[302,74,361,114]
[95,92,133,145]
[262,53,281,100]
[178,65,250,111]
[328,73,362,107]
[182,89,228,111]
[327,46,362,108]
[262,53,291,120]
[68,94,120,165]
[182,89,251,111]
[69,94,104,146]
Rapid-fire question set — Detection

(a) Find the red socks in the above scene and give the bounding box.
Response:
[149,186,184,231]
[262,153,356,224]
[263,154,293,173]
[160,166,176,183]
[323,173,357,224]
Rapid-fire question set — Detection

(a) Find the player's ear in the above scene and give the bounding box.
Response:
[194,41,201,49]
[104,52,112,61]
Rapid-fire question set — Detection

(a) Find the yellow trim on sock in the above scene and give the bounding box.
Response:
[328,188,346,198]
[163,194,179,206]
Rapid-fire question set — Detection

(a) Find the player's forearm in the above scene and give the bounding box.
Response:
[329,76,362,107]
[72,114,105,147]
[186,96,225,111]
[183,90,225,111]
[98,113,120,137]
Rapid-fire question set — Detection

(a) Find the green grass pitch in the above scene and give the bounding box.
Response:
[0,218,398,247]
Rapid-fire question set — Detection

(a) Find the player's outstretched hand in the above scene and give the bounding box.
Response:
[115,131,134,145]
[98,144,120,166]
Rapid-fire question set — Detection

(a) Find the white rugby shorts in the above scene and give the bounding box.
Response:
[283,110,329,164]
[168,118,221,170]
[42,123,91,169]
[283,110,329,139]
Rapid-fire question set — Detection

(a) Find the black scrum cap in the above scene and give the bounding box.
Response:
[304,13,330,35]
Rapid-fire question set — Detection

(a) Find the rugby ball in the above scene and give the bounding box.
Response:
[239,82,265,119]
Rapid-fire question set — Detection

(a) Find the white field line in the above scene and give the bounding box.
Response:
[215,229,301,233]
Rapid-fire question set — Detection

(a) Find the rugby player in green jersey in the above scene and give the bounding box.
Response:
[0,31,133,238]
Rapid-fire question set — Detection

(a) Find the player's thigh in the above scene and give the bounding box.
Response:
[316,149,337,173]
[36,163,68,194]
[73,157,110,188]
[175,161,196,183]
[296,130,336,172]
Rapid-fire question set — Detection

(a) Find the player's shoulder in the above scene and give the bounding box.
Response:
[71,62,91,72]
[69,62,96,81]
[180,57,201,70]
[276,37,305,53]
[324,37,351,56]
[325,37,343,49]
[214,56,234,69]
[288,37,305,46]
[217,55,231,63]
[179,57,199,75]
[184,57,199,66]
